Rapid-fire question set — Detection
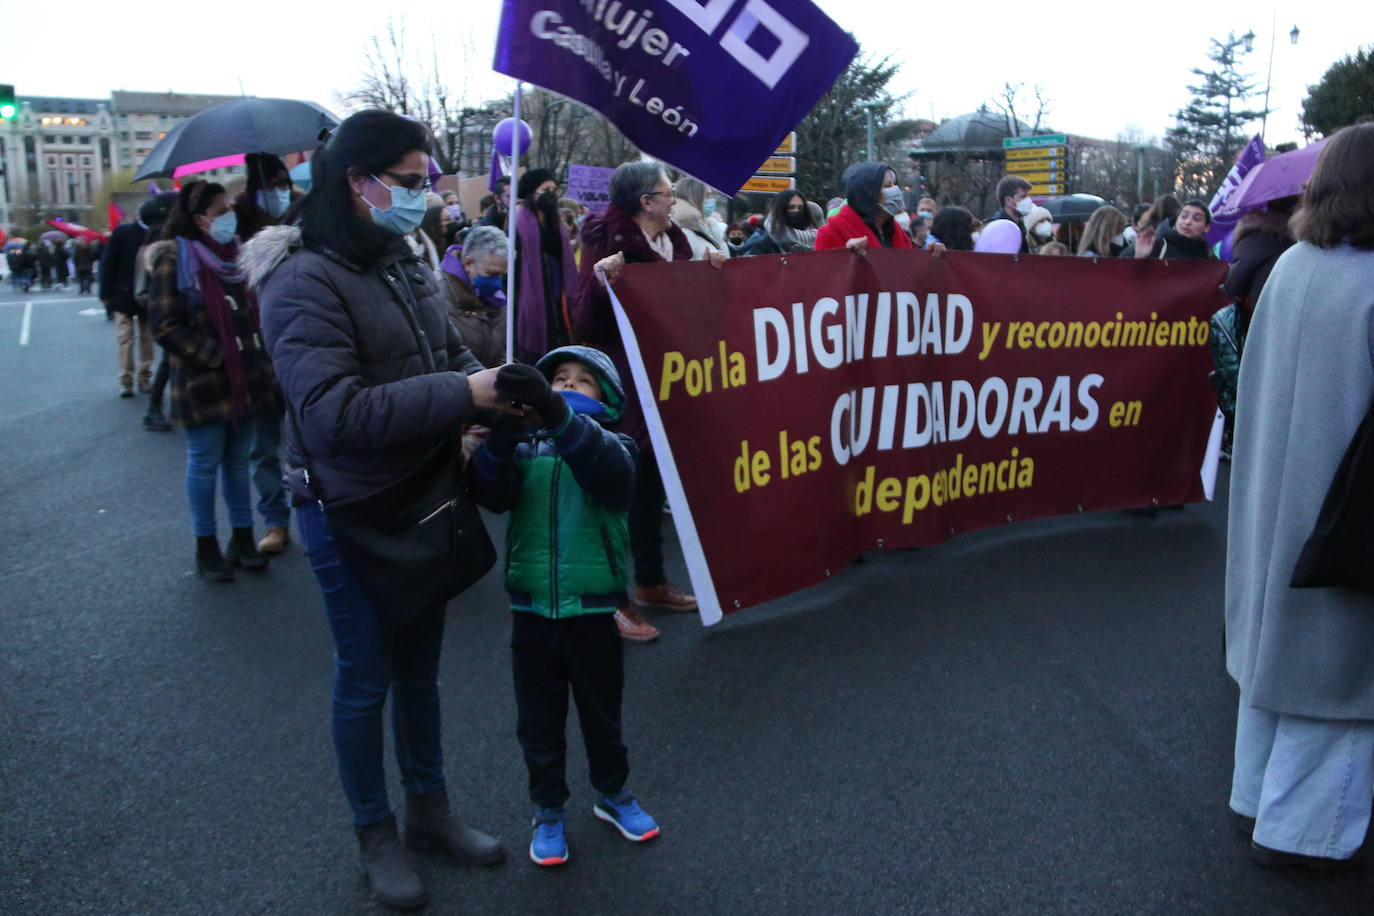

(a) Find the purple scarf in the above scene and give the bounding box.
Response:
[176,235,253,423]
[514,203,576,363]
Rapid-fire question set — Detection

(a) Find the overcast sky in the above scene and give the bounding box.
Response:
[4,1,1368,150]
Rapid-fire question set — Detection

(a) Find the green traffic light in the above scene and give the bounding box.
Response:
[0,104,15,119]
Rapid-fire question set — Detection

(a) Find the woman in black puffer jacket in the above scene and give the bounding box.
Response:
[255,110,513,910]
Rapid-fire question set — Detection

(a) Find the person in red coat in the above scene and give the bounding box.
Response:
[572,161,726,642]
[815,162,913,253]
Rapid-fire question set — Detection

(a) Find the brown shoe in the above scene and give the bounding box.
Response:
[634,581,697,612]
[614,607,660,642]
[257,525,290,554]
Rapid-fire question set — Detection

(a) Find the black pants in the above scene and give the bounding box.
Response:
[511,611,628,809]
[148,350,170,410]
[627,448,666,587]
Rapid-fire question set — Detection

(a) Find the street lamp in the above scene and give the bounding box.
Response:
[1244,17,1300,144]
[860,101,882,162]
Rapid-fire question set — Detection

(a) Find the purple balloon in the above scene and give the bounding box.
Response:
[491,118,532,157]
[974,219,1023,254]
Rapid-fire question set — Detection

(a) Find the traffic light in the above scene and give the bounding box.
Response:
[0,85,16,120]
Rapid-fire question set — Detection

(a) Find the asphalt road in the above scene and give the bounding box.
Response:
[2,282,1371,914]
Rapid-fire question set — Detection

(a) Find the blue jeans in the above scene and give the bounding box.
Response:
[297,500,449,827]
[184,422,254,537]
[250,409,290,528]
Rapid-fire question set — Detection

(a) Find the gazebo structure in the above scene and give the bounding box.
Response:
[908,107,1038,216]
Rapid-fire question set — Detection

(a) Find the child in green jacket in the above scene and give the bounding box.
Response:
[471,346,660,867]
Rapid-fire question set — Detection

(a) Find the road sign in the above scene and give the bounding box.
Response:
[757,156,796,174]
[1006,146,1065,160]
[1007,157,1066,171]
[1003,133,1067,149]
[1028,183,1067,195]
[1009,172,1067,185]
[741,175,797,193]
[773,132,797,155]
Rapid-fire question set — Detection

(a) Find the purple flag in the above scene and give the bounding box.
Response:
[493,0,858,195]
[488,148,505,192]
[1207,135,1264,247]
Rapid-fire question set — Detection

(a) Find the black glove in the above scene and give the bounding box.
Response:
[484,414,528,457]
[496,363,570,430]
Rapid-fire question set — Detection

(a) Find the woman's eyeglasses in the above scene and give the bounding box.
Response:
[378,170,432,197]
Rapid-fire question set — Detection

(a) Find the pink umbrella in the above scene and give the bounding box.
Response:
[173,153,247,178]
[1216,137,1330,220]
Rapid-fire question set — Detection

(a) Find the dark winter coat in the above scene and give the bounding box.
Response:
[146,240,278,428]
[248,225,486,504]
[438,268,507,369]
[471,346,636,618]
[1226,217,1295,314]
[571,204,693,449]
[100,222,146,316]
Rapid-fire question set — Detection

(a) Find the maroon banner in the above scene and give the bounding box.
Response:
[608,248,1229,622]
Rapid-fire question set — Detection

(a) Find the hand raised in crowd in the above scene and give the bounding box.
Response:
[928,241,947,259]
[467,367,526,415]
[496,363,571,430]
[1133,225,1157,259]
[845,236,869,254]
[706,249,727,269]
[595,251,627,287]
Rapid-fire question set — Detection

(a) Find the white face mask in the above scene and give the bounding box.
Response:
[971,231,981,244]
[1033,222,1052,239]
[895,211,911,230]
[1015,197,1035,217]
[880,185,904,215]
[1122,226,1138,245]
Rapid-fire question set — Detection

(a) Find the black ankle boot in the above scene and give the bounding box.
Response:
[357,814,429,910]
[225,527,269,571]
[404,789,505,865]
[195,536,233,583]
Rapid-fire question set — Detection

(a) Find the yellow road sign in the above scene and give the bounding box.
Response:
[772,132,797,155]
[1006,145,1065,160]
[1028,183,1067,195]
[1010,171,1066,184]
[757,156,796,174]
[741,175,797,193]
[1008,158,1066,173]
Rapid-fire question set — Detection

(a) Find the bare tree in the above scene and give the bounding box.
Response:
[991,82,1053,137]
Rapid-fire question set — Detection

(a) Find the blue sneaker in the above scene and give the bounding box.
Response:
[593,790,660,841]
[529,807,568,866]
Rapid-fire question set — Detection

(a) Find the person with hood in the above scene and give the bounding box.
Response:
[146,181,277,581]
[671,176,728,260]
[233,153,294,243]
[102,193,175,398]
[1224,122,1374,870]
[814,162,914,252]
[572,160,726,642]
[470,346,660,868]
[511,168,576,364]
[1130,199,1214,260]
[983,175,1034,254]
[438,224,508,369]
[251,110,512,910]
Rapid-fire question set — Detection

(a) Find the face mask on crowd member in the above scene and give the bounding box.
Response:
[196,193,237,244]
[895,210,911,231]
[703,198,717,217]
[350,152,431,235]
[464,252,508,304]
[1016,196,1035,217]
[880,185,904,216]
[785,195,810,229]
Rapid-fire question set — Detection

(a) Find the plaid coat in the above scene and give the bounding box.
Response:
[147,240,277,427]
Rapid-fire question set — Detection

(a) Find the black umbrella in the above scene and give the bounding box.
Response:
[1041,193,1111,225]
[133,97,339,181]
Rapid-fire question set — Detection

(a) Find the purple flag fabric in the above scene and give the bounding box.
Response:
[493,0,858,195]
[1207,135,1264,246]
[488,149,506,192]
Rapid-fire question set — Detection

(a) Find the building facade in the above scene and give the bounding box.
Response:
[0,90,241,230]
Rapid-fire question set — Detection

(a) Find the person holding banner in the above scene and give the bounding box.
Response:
[1224,122,1374,870]
[814,163,913,253]
[511,168,576,364]
[574,160,723,641]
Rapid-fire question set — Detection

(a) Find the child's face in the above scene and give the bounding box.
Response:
[549,361,604,402]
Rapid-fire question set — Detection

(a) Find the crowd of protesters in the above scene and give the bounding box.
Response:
[40,109,1372,909]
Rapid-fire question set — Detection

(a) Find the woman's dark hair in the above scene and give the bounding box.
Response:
[769,189,811,229]
[1140,194,1181,229]
[930,205,974,251]
[1289,123,1374,250]
[299,109,431,265]
[419,204,446,256]
[234,152,291,239]
[1181,199,1212,225]
[163,180,226,240]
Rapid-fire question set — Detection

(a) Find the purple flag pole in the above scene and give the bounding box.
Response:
[506,83,522,365]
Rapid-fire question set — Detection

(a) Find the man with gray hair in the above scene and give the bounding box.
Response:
[437,225,508,369]
[570,161,725,642]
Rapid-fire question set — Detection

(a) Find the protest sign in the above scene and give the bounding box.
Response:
[608,249,1229,623]
[493,0,858,195]
[567,163,615,214]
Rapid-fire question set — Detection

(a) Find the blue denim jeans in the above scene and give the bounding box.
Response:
[183,422,254,537]
[297,500,449,827]
[250,409,290,528]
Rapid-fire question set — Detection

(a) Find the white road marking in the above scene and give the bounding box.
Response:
[19,301,33,345]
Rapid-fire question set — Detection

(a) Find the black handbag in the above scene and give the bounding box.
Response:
[1290,399,1374,594]
[293,265,496,627]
